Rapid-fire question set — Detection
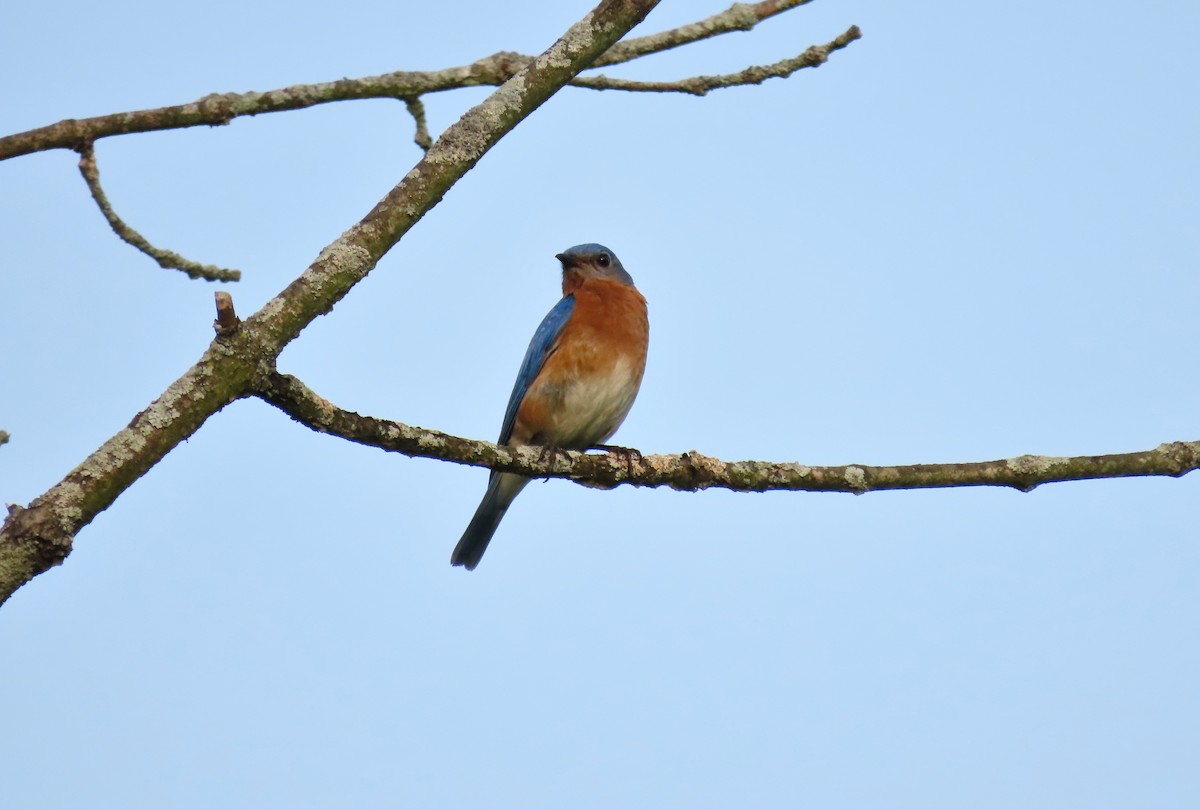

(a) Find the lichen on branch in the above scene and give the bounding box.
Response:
[255,370,1200,494]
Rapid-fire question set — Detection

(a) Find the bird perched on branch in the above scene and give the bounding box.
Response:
[451,244,649,570]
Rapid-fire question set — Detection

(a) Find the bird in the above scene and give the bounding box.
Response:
[451,243,649,570]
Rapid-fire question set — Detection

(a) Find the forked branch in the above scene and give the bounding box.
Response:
[575,25,860,95]
[0,1,857,161]
[3,0,858,285]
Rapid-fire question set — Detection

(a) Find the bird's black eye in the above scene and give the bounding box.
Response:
[597,254,611,268]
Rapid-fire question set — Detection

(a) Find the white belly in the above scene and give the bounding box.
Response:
[551,356,641,448]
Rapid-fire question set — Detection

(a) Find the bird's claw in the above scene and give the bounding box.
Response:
[592,443,643,476]
[537,444,561,481]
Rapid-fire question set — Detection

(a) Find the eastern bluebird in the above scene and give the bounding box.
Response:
[451,244,649,570]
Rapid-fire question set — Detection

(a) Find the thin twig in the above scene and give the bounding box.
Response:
[403,97,433,151]
[77,144,241,282]
[576,25,861,94]
[593,0,817,66]
[255,371,1200,493]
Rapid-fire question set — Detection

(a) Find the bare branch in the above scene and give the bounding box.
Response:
[257,371,1200,493]
[403,97,433,151]
[593,0,816,67]
[0,332,262,603]
[575,25,861,95]
[0,51,532,160]
[213,292,240,336]
[0,3,857,160]
[77,145,241,282]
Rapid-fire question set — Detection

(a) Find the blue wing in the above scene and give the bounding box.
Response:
[497,295,576,445]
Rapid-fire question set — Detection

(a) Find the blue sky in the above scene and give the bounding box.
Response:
[2,1,1198,807]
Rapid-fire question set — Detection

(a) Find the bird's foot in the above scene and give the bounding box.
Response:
[591,443,643,476]
[537,443,562,481]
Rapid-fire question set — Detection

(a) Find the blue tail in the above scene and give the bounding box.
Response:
[451,473,529,570]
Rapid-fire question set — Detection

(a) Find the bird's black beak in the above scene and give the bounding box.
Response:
[556,253,580,269]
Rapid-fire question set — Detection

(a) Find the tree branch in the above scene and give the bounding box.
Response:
[575,25,860,95]
[592,0,816,67]
[0,2,857,160]
[0,0,664,607]
[213,292,240,336]
[0,56,525,160]
[77,144,241,282]
[255,370,1200,493]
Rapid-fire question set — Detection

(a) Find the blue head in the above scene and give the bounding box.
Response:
[555,243,634,287]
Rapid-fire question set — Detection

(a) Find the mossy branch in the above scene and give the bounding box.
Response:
[255,371,1200,493]
[77,145,241,282]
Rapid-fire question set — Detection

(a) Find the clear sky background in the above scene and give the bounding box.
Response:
[2,1,1198,807]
